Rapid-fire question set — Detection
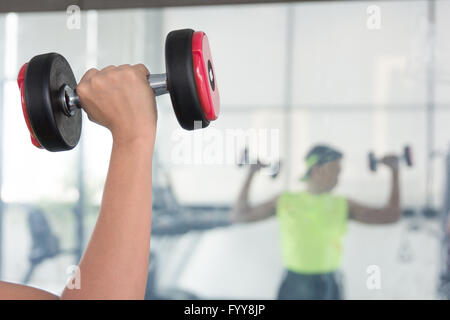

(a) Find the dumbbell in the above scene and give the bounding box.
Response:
[368,145,413,172]
[17,29,220,152]
[237,147,282,179]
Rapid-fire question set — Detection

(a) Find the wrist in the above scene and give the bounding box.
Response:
[111,126,156,146]
[391,168,399,180]
[112,130,156,151]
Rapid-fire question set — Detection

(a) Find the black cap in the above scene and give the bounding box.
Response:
[301,145,343,181]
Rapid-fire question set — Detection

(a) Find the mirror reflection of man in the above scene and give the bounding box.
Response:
[232,145,402,300]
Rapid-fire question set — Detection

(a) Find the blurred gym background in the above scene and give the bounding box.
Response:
[0,0,449,299]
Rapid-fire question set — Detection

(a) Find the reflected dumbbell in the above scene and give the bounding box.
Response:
[237,147,249,168]
[368,145,413,172]
[237,147,281,179]
[17,29,220,152]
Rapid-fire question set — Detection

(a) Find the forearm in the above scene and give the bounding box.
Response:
[61,136,154,299]
[371,169,401,223]
[386,169,401,212]
[349,169,402,224]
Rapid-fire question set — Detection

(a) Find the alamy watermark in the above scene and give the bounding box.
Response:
[66,5,81,30]
[65,265,81,290]
[366,5,381,30]
[171,122,280,176]
[366,264,382,290]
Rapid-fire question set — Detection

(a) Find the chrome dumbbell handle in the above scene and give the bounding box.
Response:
[149,73,169,96]
[59,73,168,117]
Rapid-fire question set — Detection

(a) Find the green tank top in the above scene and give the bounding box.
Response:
[276,191,348,274]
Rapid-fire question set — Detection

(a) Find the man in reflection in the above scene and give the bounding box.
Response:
[231,145,402,300]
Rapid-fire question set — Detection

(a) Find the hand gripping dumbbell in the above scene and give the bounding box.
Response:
[17,29,220,152]
[237,147,282,179]
[368,145,413,172]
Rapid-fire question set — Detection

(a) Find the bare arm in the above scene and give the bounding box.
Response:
[61,138,153,299]
[231,163,278,223]
[349,156,402,224]
[60,65,156,299]
[0,64,157,300]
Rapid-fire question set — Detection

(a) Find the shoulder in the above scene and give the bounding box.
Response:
[329,193,348,205]
[329,194,350,217]
[277,190,305,202]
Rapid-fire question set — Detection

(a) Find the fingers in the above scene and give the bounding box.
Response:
[381,155,398,162]
[80,68,99,82]
[116,64,150,82]
[132,63,150,78]
[380,156,399,169]
[101,65,117,73]
[258,160,270,169]
[84,64,149,78]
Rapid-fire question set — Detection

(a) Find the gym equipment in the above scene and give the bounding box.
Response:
[237,147,281,179]
[438,146,450,299]
[368,145,413,172]
[17,29,220,152]
[23,209,77,284]
[147,152,230,299]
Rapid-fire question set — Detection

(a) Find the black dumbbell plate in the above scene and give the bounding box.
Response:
[24,53,81,151]
[165,29,209,130]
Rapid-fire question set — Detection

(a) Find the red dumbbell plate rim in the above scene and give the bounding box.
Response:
[17,62,43,148]
[191,31,220,121]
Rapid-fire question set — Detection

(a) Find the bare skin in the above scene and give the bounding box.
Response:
[231,156,402,225]
[0,64,157,299]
